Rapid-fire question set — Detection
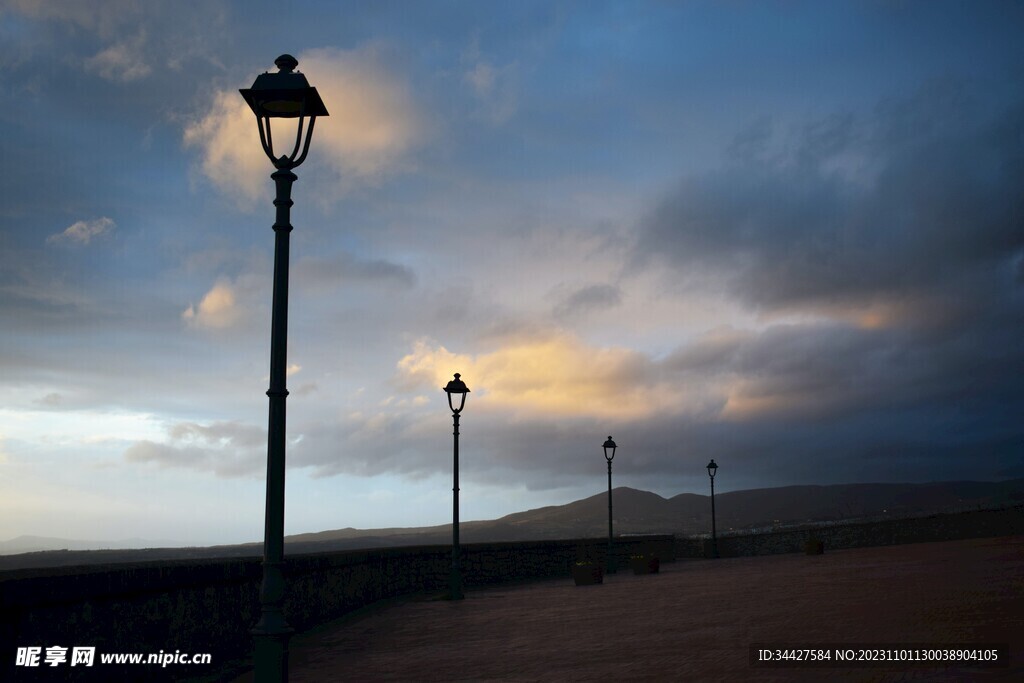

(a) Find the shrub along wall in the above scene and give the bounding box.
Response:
[1,536,673,681]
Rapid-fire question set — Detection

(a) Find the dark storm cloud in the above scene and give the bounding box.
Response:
[609,409,1024,495]
[276,309,1024,493]
[635,83,1024,313]
[626,82,1024,489]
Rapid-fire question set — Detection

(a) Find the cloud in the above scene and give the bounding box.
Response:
[393,333,705,421]
[46,217,115,246]
[182,278,243,329]
[184,46,423,202]
[33,392,64,408]
[144,297,1024,489]
[552,283,622,318]
[124,420,266,478]
[635,84,1024,320]
[4,0,228,83]
[372,302,1024,491]
[462,36,518,124]
[182,90,268,201]
[712,324,894,422]
[466,61,496,95]
[3,0,143,39]
[84,31,151,82]
[0,252,104,332]
[293,252,416,292]
[289,410,443,480]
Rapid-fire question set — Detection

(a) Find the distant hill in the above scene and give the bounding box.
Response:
[2,479,1021,571]
[287,479,1024,547]
[0,535,178,555]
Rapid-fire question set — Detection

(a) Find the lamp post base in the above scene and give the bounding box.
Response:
[449,568,464,600]
[252,627,294,683]
[606,544,617,574]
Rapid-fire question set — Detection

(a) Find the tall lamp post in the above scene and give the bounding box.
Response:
[239,54,328,683]
[444,373,470,600]
[707,459,719,558]
[603,436,617,573]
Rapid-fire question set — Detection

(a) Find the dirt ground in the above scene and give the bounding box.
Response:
[233,535,1023,682]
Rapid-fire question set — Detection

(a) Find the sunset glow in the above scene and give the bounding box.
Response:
[1,1,1021,546]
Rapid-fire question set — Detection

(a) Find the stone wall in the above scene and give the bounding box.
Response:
[4,506,1021,681]
[675,505,1024,559]
[1,535,673,681]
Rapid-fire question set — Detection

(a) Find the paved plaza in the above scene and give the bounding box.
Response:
[233,536,1023,681]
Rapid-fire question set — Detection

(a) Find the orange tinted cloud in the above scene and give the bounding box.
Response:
[182,279,242,329]
[184,46,422,202]
[395,334,696,421]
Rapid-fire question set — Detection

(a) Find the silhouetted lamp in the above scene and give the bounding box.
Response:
[241,54,328,683]
[444,373,470,599]
[444,372,470,414]
[707,459,719,559]
[239,54,329,169]
[603,436,617,462]
[603,436,617,573]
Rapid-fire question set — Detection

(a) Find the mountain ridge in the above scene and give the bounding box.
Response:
[3,479,1021,571]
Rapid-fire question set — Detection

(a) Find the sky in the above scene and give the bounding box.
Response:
[1,0,1022,547]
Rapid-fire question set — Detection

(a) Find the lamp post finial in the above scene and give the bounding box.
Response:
[275,54,298,73]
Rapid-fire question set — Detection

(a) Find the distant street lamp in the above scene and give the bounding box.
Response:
[603,436,617,573]
[444,373,470,600]
[707,459,719,558]
[239,54,328,683]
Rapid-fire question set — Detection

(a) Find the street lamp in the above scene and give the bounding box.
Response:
[707,459,719,558]
[603,436,617,573]
[240,54,328,683]
[444,373,470,600]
